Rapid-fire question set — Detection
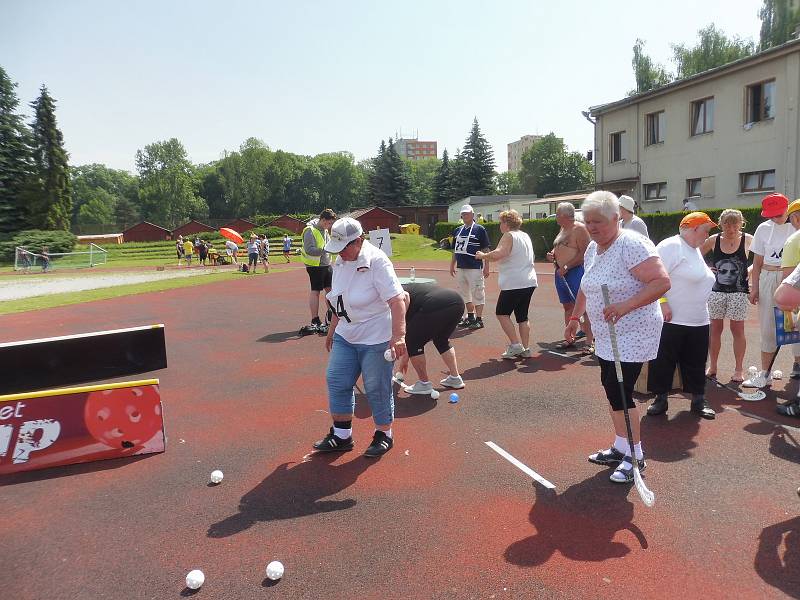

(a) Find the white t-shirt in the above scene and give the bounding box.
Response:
[225,240,238,254]
[326,240,403,345]
[582,230,663,362]
[620,215,649,239]
[657,234,715,326]
[498,230,538,290]
[751,220,794,266]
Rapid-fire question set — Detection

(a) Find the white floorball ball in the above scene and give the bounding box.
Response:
[210,470,224,484]
[394,372,404,382]
[186,569,205,589]
[773,370,783,380]
[431,390,440,399]
[266,560,284,581]
[748,366,759,376]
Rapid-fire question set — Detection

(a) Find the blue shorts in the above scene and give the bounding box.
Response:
[555,265,584,304]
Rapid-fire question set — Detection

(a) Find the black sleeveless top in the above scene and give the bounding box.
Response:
[709,234,748,293]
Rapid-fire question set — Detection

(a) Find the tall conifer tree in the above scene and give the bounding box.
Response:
[432,148,452,204]
[460,118,496,196]
[0,66,33,232]
[29,85,72,230]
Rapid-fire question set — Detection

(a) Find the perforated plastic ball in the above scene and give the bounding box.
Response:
[449,393,459,403]
[266,560,284,581]
[772,370,783,380]
[186,569,205,590]
[431,390,439,399]
[210,470,224,484]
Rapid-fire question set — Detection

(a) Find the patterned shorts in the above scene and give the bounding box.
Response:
[707,291,749,321]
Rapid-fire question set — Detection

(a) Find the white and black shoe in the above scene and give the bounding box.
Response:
[588,446,625,466]
[312,428,354,452]
[742,370,772,388]
[777,402,800,418]
[364,431,393,458]
[609,456,647,484]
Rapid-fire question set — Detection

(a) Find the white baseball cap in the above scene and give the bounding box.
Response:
[325,217,363,253]
[460,204,474,214]
[618,195,636,213]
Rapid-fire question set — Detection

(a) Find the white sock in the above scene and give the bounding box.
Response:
[613,436,628,454]
[333,427,352,439]
[633,442,643,461]
[381,428,393,439]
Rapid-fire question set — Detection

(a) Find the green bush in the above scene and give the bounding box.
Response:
[253,225,293,238]
[641,207,761,244]
[0,229,77,262]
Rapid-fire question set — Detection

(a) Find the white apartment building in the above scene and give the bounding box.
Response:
[507,135,542,172]
[589,38,800,212]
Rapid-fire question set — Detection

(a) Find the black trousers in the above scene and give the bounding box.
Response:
[648,322,709,395]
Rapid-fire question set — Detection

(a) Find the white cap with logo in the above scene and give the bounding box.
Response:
[324,217,364,253]
[460,204,474,214]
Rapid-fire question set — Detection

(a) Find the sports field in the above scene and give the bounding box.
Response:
[0,261,798,599]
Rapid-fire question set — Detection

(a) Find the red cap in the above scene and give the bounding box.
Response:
[761,193,789,217]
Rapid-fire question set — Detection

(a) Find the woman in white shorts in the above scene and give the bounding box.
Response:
[701,209,753,382]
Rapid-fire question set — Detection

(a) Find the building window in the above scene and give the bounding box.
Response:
[740,169,775,193]
[644,182,667,201]
[609,131,626,162]
[691,97,714,135]
[645,111,665,145]
[746,80,775,123]
[686,178,701,197]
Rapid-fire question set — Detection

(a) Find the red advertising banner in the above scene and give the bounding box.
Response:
[0,379,166,475]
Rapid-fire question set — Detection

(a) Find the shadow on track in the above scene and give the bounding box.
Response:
[257,331,302,343]
[640,409,701,463]
[504,471,647,566]
[755,515,800,599]
[0,454,153,487]
[743,421,800,465]
[207,453,373,538]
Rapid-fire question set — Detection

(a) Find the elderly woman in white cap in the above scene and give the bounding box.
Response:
[618,195,649,239]
[313,217,407,458]
[564,191,669,484]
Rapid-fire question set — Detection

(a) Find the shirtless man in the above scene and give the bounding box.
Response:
[546,202,593,351]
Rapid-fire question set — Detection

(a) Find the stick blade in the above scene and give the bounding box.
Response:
[633,466,655,507]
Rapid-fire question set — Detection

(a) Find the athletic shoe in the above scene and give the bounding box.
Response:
[690,396,716,420]
[742,371,772,388]
[299,323,319,336]
[646,394,668,416]
[777,402,800,418]
[501,343,525,359]
[792,362,800,379]
[364,430,393,457]
[575,331,586,340]
[609,457,647,484]
[519,348,533,359]
[440,374,465,389]
[457,317,473,328]
[404,381,434,395]
[467,319,484,330]
[312,428,354,452]
[588,446,625,466]
[317,324,329,335]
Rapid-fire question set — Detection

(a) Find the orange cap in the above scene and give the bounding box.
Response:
[680,211,717,229]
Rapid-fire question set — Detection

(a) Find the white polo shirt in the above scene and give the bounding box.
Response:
[657,234,715,326]
[752,220,793,266]
[326,240,403,345]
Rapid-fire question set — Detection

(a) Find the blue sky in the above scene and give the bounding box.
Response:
[2,0,763,173]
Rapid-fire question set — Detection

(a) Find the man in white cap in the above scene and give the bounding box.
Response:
[450,204,491,329]
[618,195,649,239]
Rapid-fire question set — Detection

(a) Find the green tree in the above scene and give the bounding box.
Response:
[459,118,496,196]
[631,39,673,95]
[368,139,411,206]
[71,163,138,225]
[314,151,363,212]
[29,85,72,230]
[0,66,33,233]
[113,195,140,228]
[77,188,115,227]
[673,25,754,78]
[405,156,440,205]
[519,133,592,196]
[432,149,452,204]
[135,138,205,227]
[759,0,800,49]
[447,148,470,200]
[495,170,521,195]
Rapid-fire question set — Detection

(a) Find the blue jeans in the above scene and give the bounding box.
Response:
[326,333,394,426]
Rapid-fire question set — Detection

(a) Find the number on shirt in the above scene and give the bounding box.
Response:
[455,239,467,252]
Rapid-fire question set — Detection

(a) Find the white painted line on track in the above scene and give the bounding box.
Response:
[485,441,556,489]
[724,407,800,431]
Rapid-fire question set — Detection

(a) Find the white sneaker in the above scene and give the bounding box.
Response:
[501,343,525,359]
[519,348,532,358]
[404,381,434,395]
[742,371,772,388]
[440,375,465,389]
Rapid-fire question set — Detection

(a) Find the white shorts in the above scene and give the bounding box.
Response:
[708,291,748,321]
[456,268,485,306]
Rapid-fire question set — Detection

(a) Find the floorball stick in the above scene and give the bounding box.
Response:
[601,284,655,507]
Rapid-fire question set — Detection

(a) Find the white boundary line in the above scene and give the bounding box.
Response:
[485,441,556,489]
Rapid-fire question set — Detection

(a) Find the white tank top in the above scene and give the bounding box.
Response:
[498,230,538,290]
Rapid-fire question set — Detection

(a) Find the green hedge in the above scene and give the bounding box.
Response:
[0,229,77,262]
[434,206,763,260]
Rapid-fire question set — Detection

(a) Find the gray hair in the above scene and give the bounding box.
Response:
[556,202,575,218]
[581,191,620,221]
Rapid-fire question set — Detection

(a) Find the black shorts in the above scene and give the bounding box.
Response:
[598,357,643,411]
[306,265,333,291]
[495,286,536,322]
[406,302,463,357]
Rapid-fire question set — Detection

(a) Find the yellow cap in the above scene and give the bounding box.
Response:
[788,199,800,216]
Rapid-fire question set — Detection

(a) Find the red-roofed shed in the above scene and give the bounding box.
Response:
[345,207,401,233]
[122,222,171,243]
[221,218,257,234]
[267,215,305,234]
[172,220,216,239]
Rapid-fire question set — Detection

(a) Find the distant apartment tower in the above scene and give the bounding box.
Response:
[507,135,542,171]
[395,138,438,160]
